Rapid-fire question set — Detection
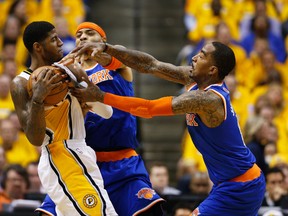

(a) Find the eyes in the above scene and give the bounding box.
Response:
[192,53,204,61]
[76,30,97,39]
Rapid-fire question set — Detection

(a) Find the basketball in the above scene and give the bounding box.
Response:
[27,66,69,106]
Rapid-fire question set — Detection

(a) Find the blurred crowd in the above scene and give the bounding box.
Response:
[0,0,288,215]
[176,0,288,215]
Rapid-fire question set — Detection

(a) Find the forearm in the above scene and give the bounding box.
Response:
[103,93,174,118]
[11,79,46,146]
[104,43,191,85]
[104,43,157,74]
[24,100,46,146]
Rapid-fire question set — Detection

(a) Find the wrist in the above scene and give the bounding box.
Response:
[92,86,105,103]
[32,96,44,106]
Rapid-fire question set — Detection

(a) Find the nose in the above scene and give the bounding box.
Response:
[79,33,87,41]
[58,37,64,46]
[192,55,197,62]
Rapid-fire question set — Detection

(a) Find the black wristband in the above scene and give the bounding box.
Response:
[103,42,108,52]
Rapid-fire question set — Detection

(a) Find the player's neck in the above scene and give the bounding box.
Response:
[29,59,52,71]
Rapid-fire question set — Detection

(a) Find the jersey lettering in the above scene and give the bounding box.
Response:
[186,113,198,126]
[89,69,113,85]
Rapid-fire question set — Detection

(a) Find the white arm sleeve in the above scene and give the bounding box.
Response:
[86,102,113,119]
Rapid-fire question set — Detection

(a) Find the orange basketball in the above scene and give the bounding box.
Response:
[27,66,68,106]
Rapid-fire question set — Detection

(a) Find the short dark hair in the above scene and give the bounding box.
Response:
[1,164,30,189]
[23,21,55,53]
[211,41,236,80]
[266,167,285,181]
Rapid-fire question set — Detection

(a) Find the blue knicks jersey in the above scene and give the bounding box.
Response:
[186,83,256,185]
[85,64,139,151]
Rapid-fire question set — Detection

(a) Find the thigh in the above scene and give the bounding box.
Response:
[198,174,265,216]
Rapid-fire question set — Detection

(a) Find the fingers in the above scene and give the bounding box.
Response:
[70,87,83,99]
[91,49,98,57]
[58,54,75,66]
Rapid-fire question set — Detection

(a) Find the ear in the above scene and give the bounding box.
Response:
[209,65,218,76]
[33,42,42,52]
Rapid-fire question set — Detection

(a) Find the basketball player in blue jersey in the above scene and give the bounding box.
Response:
[37,22,165,216]
[63,41,266,216]
[10,21,117,216]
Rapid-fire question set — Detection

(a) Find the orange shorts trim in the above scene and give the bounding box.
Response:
[230,163,261,183]
[96,148,138,162]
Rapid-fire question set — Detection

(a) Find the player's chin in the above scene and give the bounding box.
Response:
[55,52,64,60]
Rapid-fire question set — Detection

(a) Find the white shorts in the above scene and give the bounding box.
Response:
[38,139,117,216]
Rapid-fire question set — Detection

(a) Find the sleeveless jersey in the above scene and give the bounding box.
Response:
[19,70,86,144]
[186,82,256,185]
[85,64,139,151]
[18,70,117,216]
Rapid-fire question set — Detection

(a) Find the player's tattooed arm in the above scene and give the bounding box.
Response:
[10,77,46,146]
[106,45,193,86]
[67,42,193,86]
[172,90,224,128]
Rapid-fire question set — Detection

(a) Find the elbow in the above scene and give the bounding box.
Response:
[25,131,44,147]
[29,137,43,147]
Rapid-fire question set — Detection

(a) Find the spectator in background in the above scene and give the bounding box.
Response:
[224,74,252,131]
[0,164,30,212]
[240,14,286,63]
[36,0,86,36]
[1,15,21,45]
[0,118,39,167]
[1,58,19,79]
[149,162,181,196]
[263,84,288,157]
[0,74,14,119]
[248,49,286,93]
[7,0,27,28]
[269,156,288,196]
[244,115,278,176]
[264,142,277,165]
[188,171,211,197]
[54,16,75,56]
[26,161,45,194]
[240,0,282,39]
[172,202,193,216]
[0,41,17,62]
[214,22,251,87]
[253,95,276,123]
[262,167,288,207]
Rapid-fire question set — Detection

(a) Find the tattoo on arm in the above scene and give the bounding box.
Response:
[172,90,224,127]
[108,46,192,85]
[11,78,46,146]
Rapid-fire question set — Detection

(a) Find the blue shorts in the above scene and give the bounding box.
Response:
[196,172,266,216]
[36,195,56,216]
[37,155,164,216]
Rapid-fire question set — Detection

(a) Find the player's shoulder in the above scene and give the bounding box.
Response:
[11,71,29,94]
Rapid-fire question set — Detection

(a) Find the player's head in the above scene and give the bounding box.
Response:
[211,41,235,80]
[190,41,235,84]
[75,22,107,46]
[23,21,64,63]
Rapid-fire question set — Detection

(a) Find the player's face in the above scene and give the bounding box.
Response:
[75,28,102,47]
[190,43,216,83]
[40,29,64,63]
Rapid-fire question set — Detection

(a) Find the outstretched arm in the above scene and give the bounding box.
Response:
[70,77,225,128]
[62,42,193,86]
